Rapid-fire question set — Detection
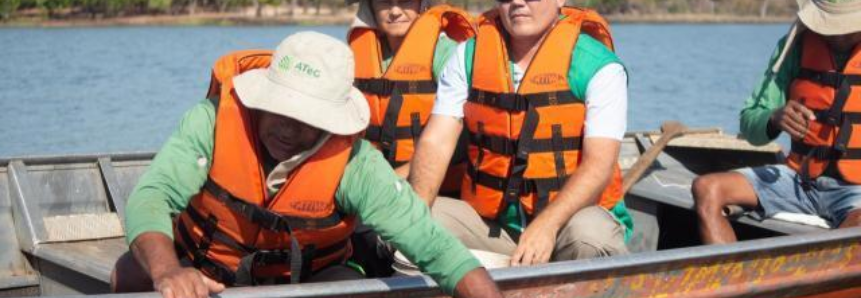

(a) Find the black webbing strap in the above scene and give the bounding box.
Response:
[177,213,349,286]
[354,78,437,96]
[203,179,343,231]
[176,208,219,268]
[466,162,568,195]
[234,239,348,285]
[175,220,239,285]
[467,130,582,155]
[471,122,487,193]
[184,205,253,254]
[234,238,305,285]
[792,142,861,160]
[379,88,406,165]
[502,107,541,206]
[365,125,424,143]
[809,107,861,127]
[365,125,424,142]
[791,141,861,189]
[410,113,422,144]
[797,68,861,89]
[835,117,854,152]
[467,89,580,112]
[539,125,567,216]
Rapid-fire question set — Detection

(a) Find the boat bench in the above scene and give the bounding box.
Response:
[620,133,826,239]
[1,154,149,295]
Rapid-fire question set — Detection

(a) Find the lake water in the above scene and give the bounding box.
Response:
[0,24,791,157]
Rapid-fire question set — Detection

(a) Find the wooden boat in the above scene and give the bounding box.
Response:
[1,128,859,297]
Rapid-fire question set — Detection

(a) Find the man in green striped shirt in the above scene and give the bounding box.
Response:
[693,0,861,244]
[111,32,501,298]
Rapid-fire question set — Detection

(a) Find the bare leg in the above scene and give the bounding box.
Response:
[111,251,154,293]
[692,172,760,244]
[839,209,861,228]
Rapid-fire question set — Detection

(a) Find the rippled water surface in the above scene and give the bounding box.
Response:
[0,24,790,156]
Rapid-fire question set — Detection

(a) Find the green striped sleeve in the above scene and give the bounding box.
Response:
[740,34,799,146]
[336,140,481,294]
[124,100,215,244]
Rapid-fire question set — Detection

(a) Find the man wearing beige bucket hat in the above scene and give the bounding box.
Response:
[110,31,502,298]
[345,0,476,277]
[694,0,861,244]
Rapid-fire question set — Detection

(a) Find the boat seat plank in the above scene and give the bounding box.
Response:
[31,237,127,282]
[629,166,825,235]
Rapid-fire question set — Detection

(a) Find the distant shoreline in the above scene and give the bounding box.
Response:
[1,11,793,28]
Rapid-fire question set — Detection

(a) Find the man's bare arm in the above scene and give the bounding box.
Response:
[131,232,224,298]
[453,268,504,298]
[408,114,463,206]
[510,137,620,265]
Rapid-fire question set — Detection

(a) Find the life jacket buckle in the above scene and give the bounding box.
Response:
[476,91,486,104]
[548,92,558,106]
[824,115,841,126]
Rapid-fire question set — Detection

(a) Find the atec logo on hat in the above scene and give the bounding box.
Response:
[278,54,322,78]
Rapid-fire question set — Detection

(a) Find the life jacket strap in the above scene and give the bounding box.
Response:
[467,130,582,156]
[467,89,580,112]
[466,162,568,196]
[203,179,343,231]
[176,214,349,286]
[797,68,861,89]
[353,78,437,96]
[364,124,425,143]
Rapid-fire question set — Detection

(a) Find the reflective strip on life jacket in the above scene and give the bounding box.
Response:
[786,32,861,185]
[461,7,623,220]
[173,50,357,286]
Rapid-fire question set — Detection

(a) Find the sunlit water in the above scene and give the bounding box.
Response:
[0,24,791,157]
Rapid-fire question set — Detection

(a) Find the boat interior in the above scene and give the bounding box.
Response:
[1,129,856,298]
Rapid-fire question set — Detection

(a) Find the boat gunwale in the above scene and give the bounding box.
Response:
[46,227,861,298]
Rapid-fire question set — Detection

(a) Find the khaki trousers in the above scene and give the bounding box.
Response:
[431,197,628,261]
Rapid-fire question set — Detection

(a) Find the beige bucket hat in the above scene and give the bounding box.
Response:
[797,0,861,35]
[772,0,861,73]
[233,31,370,135]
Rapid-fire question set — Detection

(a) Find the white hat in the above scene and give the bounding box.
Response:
[797,0,861,35]
[233,31,370,135]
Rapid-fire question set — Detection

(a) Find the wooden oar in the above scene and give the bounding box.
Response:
[621,121,687,194]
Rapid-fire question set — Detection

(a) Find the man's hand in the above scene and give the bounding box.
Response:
[510,217,559,266]
[771,100,816,140]
[509,137,621,266]
[152,266,225,298]
[453,268,503,298]
[131,232,224,298]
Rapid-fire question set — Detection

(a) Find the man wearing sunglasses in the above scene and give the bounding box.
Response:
[346,0,475,277]
[408,0,633,266]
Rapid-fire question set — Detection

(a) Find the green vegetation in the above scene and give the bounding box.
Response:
[0,0,796,23]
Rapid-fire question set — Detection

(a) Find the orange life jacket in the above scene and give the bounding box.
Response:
[173,50,357,286]
[348,5,475,194]
[787,32,861,185]
[461,7,623,220]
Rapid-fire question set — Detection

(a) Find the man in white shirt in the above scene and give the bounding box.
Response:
[407,0,633,266]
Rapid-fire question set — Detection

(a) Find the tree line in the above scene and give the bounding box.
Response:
[1,0,795,22]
